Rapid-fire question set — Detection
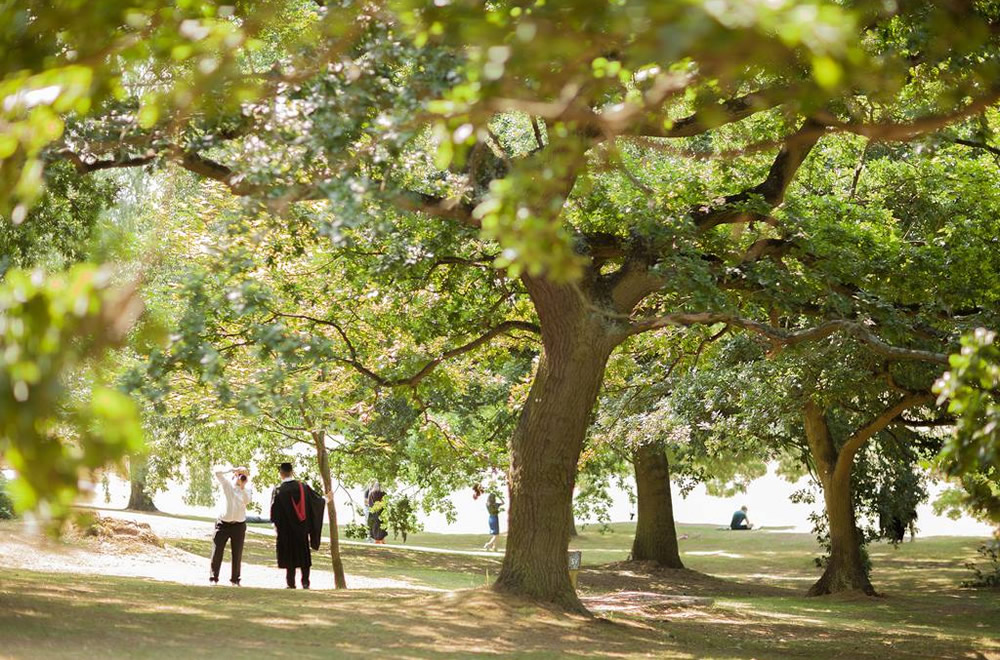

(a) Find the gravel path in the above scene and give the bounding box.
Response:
[0,512,440,592]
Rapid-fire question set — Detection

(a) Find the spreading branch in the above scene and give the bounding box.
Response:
[692,119,823,232]
[628,313,950,365]
[837,392,935,471]
[273,316,541,388]
[948,137,1000,158]
[626,87,788,139]
[814,90,1000,142]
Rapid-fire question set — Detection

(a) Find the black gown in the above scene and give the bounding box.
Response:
[270,480,325,568]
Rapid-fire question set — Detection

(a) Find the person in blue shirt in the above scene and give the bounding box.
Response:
[483,493,502,551]
[730,505,753,530]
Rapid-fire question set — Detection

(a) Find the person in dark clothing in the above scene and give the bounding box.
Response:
[270,462,326,589]
[730,505,753,530]
[366,481,388,544]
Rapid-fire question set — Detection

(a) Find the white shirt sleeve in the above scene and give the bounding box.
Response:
[215,471,235,497]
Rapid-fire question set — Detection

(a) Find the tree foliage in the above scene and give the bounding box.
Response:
[0,266,144,516]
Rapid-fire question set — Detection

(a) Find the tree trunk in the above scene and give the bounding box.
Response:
[314,431,347,589]
[495,283,614,612]
[631,443,684,568]
[568,518,578,537]
[803,402,875,596]
[809,467,875,596]
[126,455,158,512]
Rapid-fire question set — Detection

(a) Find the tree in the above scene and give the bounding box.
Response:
[588,328,740,569]
[0,0,294,515]
[119,176,537,587]
[0,266,145,518]
[126,454,158,511]
[935,329,1000,525]
[19,1,1000,610]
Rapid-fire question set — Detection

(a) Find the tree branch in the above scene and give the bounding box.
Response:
[391,191,479,228]
[628,313,949,364]
[837,392,935,471]
[626,87,788,139]
[531,116,545,150]
[815,90,1000,142]
[948,137,1000,158]
[269,311,359,362]
[692,119,823,232]
[319,320,541,388]
[55,149,157,173]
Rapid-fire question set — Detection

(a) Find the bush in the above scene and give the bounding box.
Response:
[343,519,369,541]
[0,473,15,519]
[963,540,1000,589]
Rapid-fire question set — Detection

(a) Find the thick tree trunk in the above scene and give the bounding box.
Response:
[314,432,347,589]
[495,283,614,612]
[803,402,875,596]
[127,455,158,512]
[568,518,578,537]
[631,443,684,568]
[809,468,875,596]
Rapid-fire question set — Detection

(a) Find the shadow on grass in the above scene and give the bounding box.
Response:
[171,536,503,590]
[2,568,998,659]
[0,570,689,659]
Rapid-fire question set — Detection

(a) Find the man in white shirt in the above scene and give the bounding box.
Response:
[210,466,251,585]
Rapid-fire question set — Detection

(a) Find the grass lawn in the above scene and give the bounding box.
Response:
[1,518,998,659]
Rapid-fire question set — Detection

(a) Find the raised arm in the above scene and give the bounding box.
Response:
[214,468,235,495]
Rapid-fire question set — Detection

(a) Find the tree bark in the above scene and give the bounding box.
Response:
[313,431,347,589]
[126,455,158,512]
[494,279,615,612]
[568,518,578,537]
[631,443,684,568]
[803,402,875,596]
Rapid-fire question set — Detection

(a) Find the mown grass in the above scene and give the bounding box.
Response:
[2,518,998,659]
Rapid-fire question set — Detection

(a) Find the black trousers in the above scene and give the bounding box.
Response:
[210,520,247,583]
[286,565,311,588]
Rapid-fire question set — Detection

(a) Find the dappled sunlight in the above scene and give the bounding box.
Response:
[2,522,999,659]
[716,572,815,582]
[6,608,52,619]
[130,604,228,619]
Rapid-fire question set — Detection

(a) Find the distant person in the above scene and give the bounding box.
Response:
[483,493,502,551]
[730,505,752,530]
[880,505,917,544]
[366,481,388,544]
[270,462,326,589]
[210,466,250,586]
[362,480,374,543]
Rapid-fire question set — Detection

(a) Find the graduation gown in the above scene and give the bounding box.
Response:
[270,480,325,568]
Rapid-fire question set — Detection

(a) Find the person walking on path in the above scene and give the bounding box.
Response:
[210,466,251,585]
[366,481,388,544]
[483,493,502,551]
[270,462,327,589]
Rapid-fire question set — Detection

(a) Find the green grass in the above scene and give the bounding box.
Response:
[2,517,999,659]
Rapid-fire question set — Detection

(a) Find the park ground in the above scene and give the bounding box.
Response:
[1,512,998,659]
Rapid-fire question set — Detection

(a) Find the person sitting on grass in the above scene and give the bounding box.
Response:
[730,505,753,530]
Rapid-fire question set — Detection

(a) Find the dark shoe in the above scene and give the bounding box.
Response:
[209,577,219,584]
[302,583,310,590]
[285,585,296,589]
[230,580,241,586]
